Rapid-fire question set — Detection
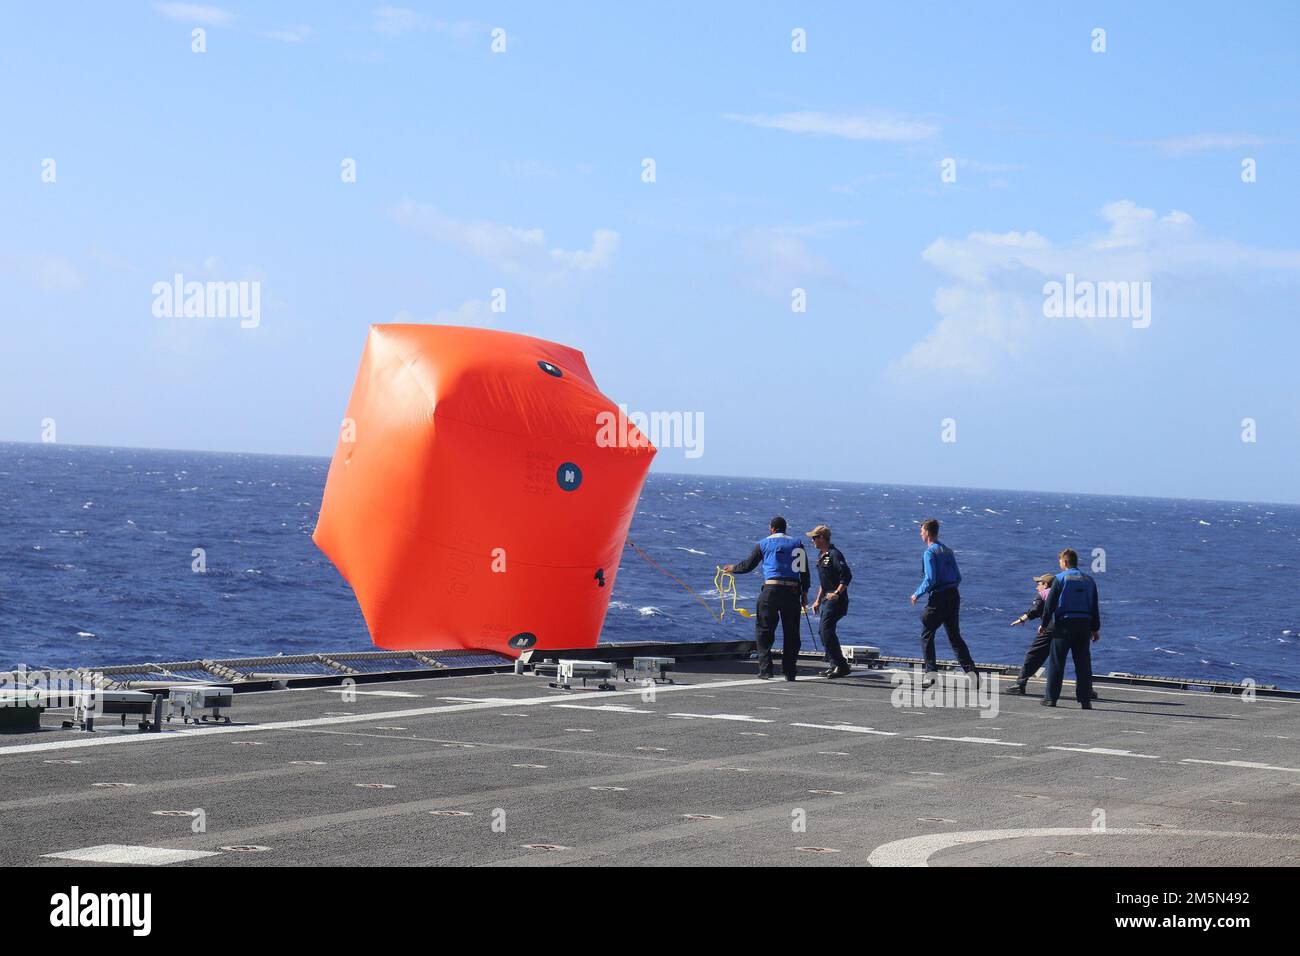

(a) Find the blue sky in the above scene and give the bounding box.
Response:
[2,1,1298,502]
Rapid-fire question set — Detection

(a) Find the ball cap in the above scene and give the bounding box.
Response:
[806,524,832,540]
[1034,573,1056,586]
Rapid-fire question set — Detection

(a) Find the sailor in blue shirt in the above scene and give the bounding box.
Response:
[910,518,977,682]
[1037,547,1101,708]
[723,516,811,680]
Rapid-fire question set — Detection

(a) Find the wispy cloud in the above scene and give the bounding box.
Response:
[894,200,1300,377]
[393,299,496,329]
[551,230,619,271]
[733,226,841,297]
[373,6,426,35]
[373,6,480,38]
[259,25,313,44]
[392,200,618,275]
[0,251,84,293]
[948,157,1027,174]
[1128,133,1288,156]
[724,110,939,142]
[766,220,867,238]
[153,3,235,27]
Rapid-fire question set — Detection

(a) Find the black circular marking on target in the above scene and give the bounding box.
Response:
[508,632,537,650]
[556,462,582,491]
[537,360,563,378]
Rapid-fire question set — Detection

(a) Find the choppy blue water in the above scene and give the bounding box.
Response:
[3,443,1298,688]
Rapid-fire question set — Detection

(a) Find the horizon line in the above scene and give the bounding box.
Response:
[3,438,1296,511]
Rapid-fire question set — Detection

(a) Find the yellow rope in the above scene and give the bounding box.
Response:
[626,540,753,621]
[713,565,755,618]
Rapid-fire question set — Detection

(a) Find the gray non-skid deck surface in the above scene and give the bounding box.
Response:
[3,662,1298,867]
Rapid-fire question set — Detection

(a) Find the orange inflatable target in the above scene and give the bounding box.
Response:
[313,324,656,657]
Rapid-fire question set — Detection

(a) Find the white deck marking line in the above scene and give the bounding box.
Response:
[42,844,222,865]
[868,827,1300,867]
[791,722,898,736]
[321,689,423,698]
[282,727,679,763]
[552,704,654,713]
[0,676,797,757]
[438,697,521,703]
[912,735,1023,747]
[1047,746,1160,759]
[667,713,774,723]
[1181,758,1300,773]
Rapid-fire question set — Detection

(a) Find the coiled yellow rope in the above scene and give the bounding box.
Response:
[626,539,753,620]
[713,565,755,618]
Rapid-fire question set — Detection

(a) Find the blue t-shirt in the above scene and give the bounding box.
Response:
[913,541,961,598]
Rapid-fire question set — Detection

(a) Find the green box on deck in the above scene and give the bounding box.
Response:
[0,691,44,732]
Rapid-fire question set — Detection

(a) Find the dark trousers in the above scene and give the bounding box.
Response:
[1045,619,1094,704]
[820,597,848,668]
[919,587,975,672]
[755,585,801,678]
[1014,628,1054,687]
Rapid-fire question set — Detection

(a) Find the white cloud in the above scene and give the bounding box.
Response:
[947,157,1027,174]
[259,25,312,43]
[373,6,426,35]
[724,110,939,141]
[769,220,867,238]
[897,287,1039,377]
[1,252,84,293]
[734,227,839,296]
[373,6,479,38]
[153,3,235,27]
[1130,133,1288,156]
[431,19,483,40]
[551,229,619,271]
[392,199,618,275]
[894,201,1300,377]
[394,299,495,328]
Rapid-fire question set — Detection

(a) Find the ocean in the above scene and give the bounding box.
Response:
[3,442,1298,688]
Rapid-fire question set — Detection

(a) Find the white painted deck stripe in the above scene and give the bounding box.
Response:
[553,704,654,714]
[912,735,1023,747]
[790,722,898,736]
[869,828,1300,867]
[667,713,774,723]
[1047,746,1161,759]
[0,676,800,757]
[42,844,221,865]
[1180,758,1300,773]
